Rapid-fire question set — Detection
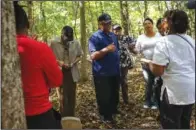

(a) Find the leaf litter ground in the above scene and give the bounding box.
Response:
[50,56,195,129]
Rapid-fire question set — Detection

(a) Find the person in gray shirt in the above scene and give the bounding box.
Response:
[50,26,83,117]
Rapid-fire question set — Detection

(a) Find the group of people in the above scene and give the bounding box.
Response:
[13,1,195,129]
[14,2,82,129]
[89,10,195,129]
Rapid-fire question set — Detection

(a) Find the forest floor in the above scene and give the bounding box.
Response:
[50,56,195,129]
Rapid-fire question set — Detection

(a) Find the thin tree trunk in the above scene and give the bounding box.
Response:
[144,0,148,19]
[88,2,96,32]
[80,1,88,81]
[40,2,47,42]
[27,1,33,34]
[120,1,130,35]
[73,1,79,39]
[1,1,26,129]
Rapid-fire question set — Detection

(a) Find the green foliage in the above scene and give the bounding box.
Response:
[24,1,195,43]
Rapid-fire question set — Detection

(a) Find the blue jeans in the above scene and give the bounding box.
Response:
[142,63,157,106]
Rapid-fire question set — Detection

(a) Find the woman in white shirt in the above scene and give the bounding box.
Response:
[135,18,161,109]
[149,10,195,129]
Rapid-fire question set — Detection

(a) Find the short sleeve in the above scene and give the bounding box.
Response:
[152,41,169,66]
[88,35,98,54]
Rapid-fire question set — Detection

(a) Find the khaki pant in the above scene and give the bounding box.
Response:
[60,67,76,117]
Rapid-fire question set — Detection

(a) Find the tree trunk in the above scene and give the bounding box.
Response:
[27,1,33,34]
[120,1,130,35]
[88,2,96,32]
[80,1,88,81]
[1,1,26,129]
[72,1,79,39]
[144,0,148,19]
[40,2,47,42]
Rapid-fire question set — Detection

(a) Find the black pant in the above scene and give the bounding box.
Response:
[93,75,120,118]
[26,109,62,129]
[160,89,193,129]
[61,67,76,117]
[142,64,156,105]
[120,67,129,103]
[154,77,163,109]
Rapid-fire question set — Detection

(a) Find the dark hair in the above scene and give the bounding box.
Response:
[62,26,74,41]
[163,10,189,34]
[13,1,29,32]
[156,18,163,28]
[144,17,153,25]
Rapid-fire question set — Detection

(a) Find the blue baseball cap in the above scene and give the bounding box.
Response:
[98,13,112,23]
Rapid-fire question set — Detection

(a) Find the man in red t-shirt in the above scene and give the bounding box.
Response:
[14,2,62,129]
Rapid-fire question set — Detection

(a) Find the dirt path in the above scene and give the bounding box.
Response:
[51,58,195,129]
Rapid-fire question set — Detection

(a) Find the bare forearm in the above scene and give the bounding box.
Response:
[149,62,165,77]
[91,47,109,60]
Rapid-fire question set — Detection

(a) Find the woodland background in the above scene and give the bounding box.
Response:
[1,1,195,129]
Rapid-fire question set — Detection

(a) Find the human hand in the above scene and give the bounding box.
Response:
[57,60,64,67]
[63,63,72,69]
[106,43,116,52]
[140,58,151,63]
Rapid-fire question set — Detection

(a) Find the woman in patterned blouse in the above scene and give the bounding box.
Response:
[112,24,136,104]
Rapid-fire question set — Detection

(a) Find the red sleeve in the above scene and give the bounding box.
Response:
[40,44,63,88]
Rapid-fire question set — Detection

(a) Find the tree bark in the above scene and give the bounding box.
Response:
[120,1,130,35]
[40,2,47,42]
[144,0,148,19]
[72,1,79,39]
[80,1,88,81]
[88,2,96,32]
[1,1,26,129]
[27,1,33,34]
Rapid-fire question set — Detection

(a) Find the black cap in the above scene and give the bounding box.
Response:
[98,13,112,23]
[186,0,196,9]
[112,24,122,30]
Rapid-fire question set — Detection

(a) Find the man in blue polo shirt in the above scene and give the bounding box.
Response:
[88,13,120,122]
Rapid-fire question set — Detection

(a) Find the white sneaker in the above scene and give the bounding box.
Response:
[143,104,150,109]
[151,105,158,109]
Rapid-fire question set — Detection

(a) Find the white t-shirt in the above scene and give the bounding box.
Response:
[152,34,195,105]
[136,33,161,60]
